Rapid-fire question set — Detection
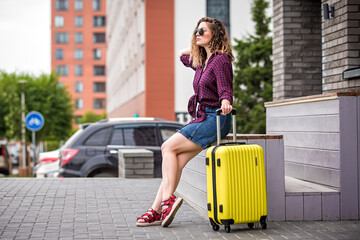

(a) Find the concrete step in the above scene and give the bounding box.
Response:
[285,176,340,221]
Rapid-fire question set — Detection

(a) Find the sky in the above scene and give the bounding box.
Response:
[0,0,51,75]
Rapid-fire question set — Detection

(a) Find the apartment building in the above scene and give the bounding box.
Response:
[51,0,107,121]
[106,0,245,123]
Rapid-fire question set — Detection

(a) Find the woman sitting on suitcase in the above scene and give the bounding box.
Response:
[136,17,234,227]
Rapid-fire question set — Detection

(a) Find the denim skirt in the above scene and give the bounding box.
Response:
[178,107,232,149]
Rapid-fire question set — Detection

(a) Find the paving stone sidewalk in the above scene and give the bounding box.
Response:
[0,178,360,240]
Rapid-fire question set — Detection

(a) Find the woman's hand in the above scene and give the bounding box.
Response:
[178,48,191,57]
[221,99,232,115]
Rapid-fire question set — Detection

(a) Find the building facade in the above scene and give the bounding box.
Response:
[272,0,360,101]
[106,0,246,122]
[51,0,107,121]
[267,0,360,220]
[106,0,174,120]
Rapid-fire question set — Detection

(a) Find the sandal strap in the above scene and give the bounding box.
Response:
[137,208,161,222]
[161,195,177,219]
[162,207,171,218]
[161,200,170,206]
[137,216,152,222]
[161,195,176,207]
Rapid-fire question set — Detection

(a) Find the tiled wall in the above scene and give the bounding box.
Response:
[273,0,322,100]
[322,0,360,92]
[272,0,360,100]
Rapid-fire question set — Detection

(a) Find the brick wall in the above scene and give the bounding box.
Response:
[322,0,360,92]
[118,149,154,178]
[273,0,322,100]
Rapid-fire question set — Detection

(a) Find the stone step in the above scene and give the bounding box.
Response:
[286,176,338,193]
[285,176,340,221]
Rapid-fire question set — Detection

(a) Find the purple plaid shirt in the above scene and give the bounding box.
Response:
[180,52,233,123]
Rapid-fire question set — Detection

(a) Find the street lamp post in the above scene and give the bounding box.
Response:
[18,80,27,175]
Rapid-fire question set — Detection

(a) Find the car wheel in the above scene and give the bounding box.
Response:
[90,170,118,177]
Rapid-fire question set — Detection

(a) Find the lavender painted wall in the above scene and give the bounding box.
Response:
[266,93,360,220]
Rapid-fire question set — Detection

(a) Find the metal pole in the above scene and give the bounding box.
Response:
[21,89,26,169]
[32,131,36,165]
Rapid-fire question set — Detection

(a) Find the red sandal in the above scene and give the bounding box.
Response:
[136,208,162,227]
[161,194,183,227]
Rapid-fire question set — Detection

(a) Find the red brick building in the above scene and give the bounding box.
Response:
[51,0,107,121]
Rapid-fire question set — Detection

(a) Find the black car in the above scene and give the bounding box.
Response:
[59,118,183,178]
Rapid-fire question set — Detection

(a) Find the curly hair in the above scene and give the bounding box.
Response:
[190,17,234,68]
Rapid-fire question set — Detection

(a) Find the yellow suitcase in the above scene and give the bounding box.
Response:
[206,109,267,233]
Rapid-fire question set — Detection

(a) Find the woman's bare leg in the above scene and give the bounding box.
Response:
[149,147,202,212]
[160,133,202,200]
[137,133,202,224]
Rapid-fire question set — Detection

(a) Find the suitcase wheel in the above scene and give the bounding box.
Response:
[247,223,254,229]
[209,218,220,231]
[212,224,220,231]
[225,225,231,233]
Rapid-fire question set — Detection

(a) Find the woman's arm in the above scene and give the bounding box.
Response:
[214,55,233,115]
[178,48,191,57]
[179,48,196,70]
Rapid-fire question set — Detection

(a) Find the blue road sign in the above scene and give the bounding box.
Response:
[25,112,44,131]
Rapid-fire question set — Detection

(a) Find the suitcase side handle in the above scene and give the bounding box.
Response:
[216,108,237,145]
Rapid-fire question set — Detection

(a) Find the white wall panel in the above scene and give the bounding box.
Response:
[107,0,145,114]
[174,0,206,113]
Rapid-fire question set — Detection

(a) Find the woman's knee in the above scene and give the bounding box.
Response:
[161,141,172,155]
[161,133,181,154]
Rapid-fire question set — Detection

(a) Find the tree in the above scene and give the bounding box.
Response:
[232,0,272,134]
[0,72,73,144]
[78,110,107,124]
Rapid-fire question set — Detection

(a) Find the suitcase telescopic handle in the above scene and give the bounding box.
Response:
[216,108,237,145]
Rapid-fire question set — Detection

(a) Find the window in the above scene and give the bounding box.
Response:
[110,128,124,145]
[56,65,68,76]
[123,127,157,146]
[75,98,83,109]
[55,16,64,27]
[75,82,83,93]
[75,16,83,27]
[55,33,68,43]
[94,66,105,76]
[93,0,101,10]
[75,32,83,43]
[207,0,230,37]
[75,49,83,60]
[93,48,101,59]
[93,33,105,43]
[84,127,112,146]
[57,82,64,88]
[75,65,83,76]
[56,0,68,10]
[93,82,105,92]
[93,16,105,27]
[74,0,83,10]
[93,98,105,109]
[55,49,63,60]
[160,127,179,143]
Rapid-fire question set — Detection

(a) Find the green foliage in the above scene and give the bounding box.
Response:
[44,140,61,151]
[77,110,107,124]
[232,0,273,134]
[0,74,21,139]
[0,71,73,144]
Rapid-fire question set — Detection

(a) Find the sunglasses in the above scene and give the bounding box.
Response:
[193,28,205,36]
